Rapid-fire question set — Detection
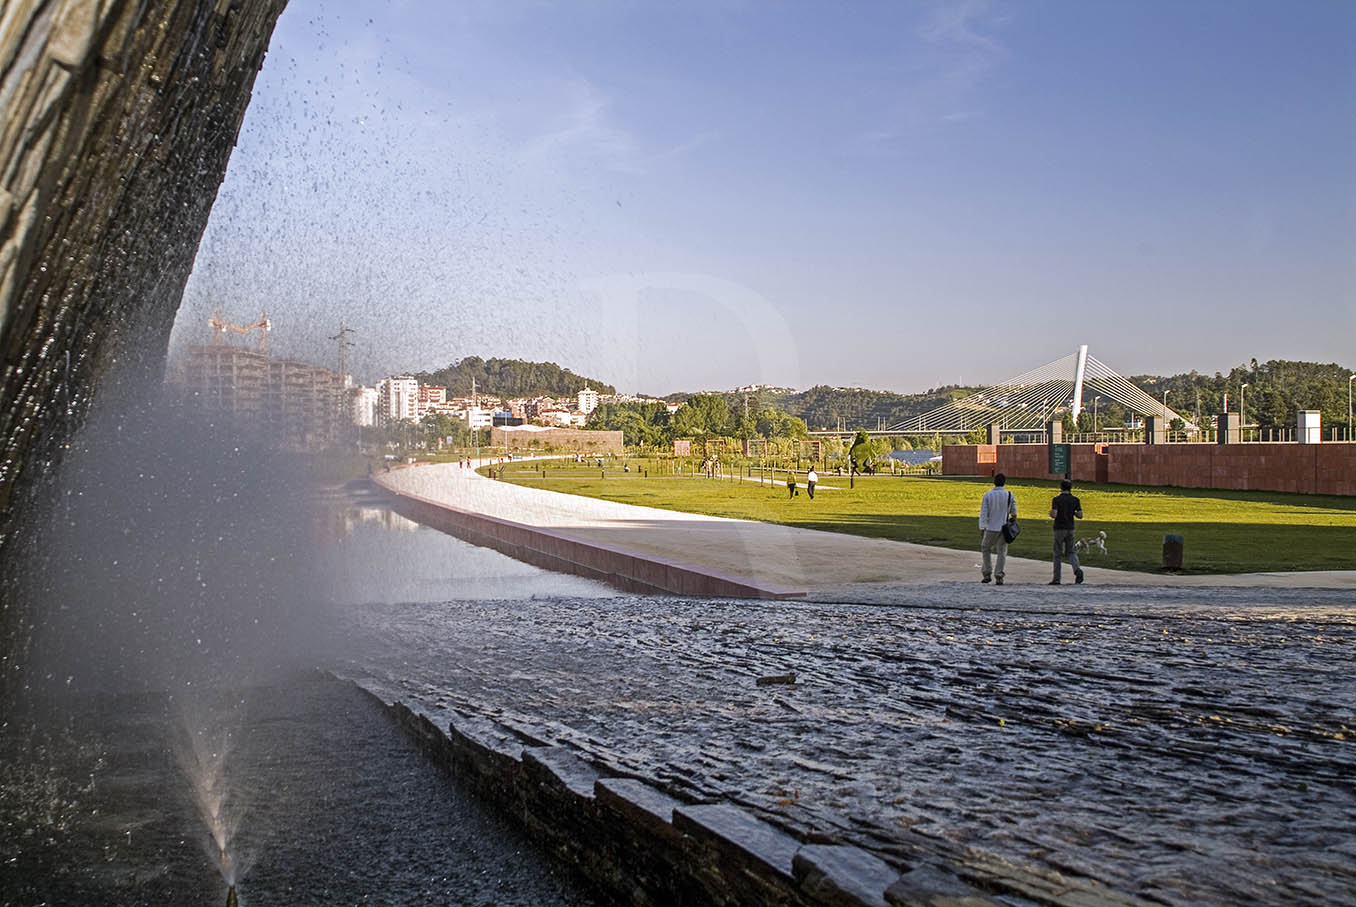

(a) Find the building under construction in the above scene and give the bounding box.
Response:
[177,310,347,450]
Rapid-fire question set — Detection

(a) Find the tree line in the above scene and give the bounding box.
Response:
[659,360,1353,433]
[1130,359,1353,430]
[415,356,616,398]
[411,356,1352,436]
[586,394,809,448]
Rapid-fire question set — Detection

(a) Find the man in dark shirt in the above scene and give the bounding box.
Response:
[1049,479,1084,585]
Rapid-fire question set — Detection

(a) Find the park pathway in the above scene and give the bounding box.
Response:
[373,461,1356,597]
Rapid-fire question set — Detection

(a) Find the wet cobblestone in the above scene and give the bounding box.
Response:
[337,588,1356,907]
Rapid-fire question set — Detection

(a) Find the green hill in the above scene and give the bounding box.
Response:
[415,356,616,398]
[1131,359,1353,430]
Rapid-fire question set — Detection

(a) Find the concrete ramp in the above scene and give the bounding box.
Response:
[374,461,1356,598]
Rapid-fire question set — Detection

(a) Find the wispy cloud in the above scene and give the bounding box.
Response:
[916,0,1009,113]
[520,78,646,173]
[846,0,1011,154]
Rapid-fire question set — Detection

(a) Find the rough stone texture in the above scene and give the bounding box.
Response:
[673,801,812,905]
[525,745,603,801]
[595,777,684,846]
[793,845,896,907]
[368,687,869,906]
[884,865,998,907]
[343,589,1354,907]
[0,2,287,649]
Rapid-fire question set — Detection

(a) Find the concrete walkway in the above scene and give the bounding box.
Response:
[374,460,1356,598]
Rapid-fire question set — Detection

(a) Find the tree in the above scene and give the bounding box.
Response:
[672,394,730,438]
[586,401,672,447]
[416,356,617,398]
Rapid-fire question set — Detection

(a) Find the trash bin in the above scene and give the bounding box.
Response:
[1163,534,1184,571]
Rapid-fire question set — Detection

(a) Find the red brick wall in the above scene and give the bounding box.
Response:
[943,442,1356,495]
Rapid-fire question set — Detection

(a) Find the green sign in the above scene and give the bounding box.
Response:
[1049,443,1071,475]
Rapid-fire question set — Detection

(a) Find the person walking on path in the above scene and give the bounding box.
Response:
[1049,479,1085,585]
[978,473,1016,585]
[787,471,799,498]
[806,467,818,499]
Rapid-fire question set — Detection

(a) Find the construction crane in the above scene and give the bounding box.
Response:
[208,308,271,354]
[329,320,355,385]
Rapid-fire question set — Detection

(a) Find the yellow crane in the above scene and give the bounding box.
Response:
[208,308,271,354]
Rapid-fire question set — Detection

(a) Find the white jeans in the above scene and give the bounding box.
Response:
[980,530,1008,579]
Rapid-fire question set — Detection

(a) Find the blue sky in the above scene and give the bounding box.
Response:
[172,0,1356,395]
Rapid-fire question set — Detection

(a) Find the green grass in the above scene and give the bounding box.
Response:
[494,460,1356,574]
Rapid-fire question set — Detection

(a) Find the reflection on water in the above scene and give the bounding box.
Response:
[343,504,423,534]
[318,485,619,606]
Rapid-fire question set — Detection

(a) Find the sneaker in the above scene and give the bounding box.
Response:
[1048,580,1061,585]
[1075,571,1085,584]
[981,576,991,584]
[995,577,1004,586]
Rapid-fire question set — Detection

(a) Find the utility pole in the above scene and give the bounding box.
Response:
[328,320,356,447]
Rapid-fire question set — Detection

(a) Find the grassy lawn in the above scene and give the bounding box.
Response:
[493,460,1356,574]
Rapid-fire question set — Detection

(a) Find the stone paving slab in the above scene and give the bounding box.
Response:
[374,461,1356,595]
[336,590,1356,907]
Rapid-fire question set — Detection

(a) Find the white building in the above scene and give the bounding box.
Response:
[463,406,493,430]
[351,386,379,427]
[379,376,419,423]
[577,385,600,415]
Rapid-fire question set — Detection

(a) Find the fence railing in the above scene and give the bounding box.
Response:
[1021,427,1355,445]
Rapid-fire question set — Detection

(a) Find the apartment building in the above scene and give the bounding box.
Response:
[180,344,345,449]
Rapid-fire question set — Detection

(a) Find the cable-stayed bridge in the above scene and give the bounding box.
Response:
[810,347,1186,438]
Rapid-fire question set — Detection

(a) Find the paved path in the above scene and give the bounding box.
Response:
[374,461,1356,597]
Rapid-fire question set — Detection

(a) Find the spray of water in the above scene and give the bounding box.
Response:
[173,691,253,890]
[8,381,334,901]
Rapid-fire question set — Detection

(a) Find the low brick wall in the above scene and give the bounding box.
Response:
[357,681,1140,907]
[944,442,1356,495]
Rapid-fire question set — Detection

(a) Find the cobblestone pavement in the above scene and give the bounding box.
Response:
[336,585,1356,907]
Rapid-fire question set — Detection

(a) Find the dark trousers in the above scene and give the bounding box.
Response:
[1053,529,1081,581]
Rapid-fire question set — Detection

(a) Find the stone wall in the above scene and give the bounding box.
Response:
[366,683,1144,907]
[491,426,626,455]
[0,0,286,546]
[943,442,1356,495]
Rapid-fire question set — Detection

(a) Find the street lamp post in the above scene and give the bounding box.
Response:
[1348,374,1355,441]
[1240,383,1248,442]
[1094,395,1100,434]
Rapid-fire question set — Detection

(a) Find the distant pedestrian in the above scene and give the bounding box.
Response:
[806,467,818,499]
[978,473,1016,585]
[787,472,798,498]
[1049,479,1085,585]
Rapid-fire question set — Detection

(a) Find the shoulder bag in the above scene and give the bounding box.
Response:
[1001,491,1020,543]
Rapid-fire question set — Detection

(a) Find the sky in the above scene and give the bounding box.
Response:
[170,0,1356,395]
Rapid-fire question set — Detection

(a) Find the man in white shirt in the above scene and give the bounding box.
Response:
[978,473,1016,585]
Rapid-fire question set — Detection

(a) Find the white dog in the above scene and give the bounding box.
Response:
[1075,530,1108,555]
